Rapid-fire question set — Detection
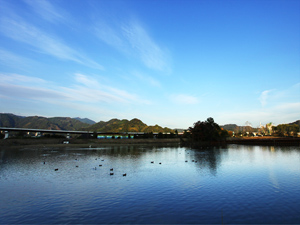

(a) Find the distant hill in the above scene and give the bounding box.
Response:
[73,117,96,125]
[221,120,300,132]
[0,113,23,127]
[289,120,300,126]
[86,118,174,133]
[174,128,185,133]
[0,113,174,133]
[0,113,90,130]
[221,124,238,131]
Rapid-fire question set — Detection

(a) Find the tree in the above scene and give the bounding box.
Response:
[169,132,175,138]
[188,117,222,142]
[220,128,229,140]
[175,129,178,137]
[93,131,97,139]
[227,130,233,137]
[157,132,163,139]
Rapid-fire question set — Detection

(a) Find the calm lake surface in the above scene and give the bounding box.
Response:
[1,144,300,224]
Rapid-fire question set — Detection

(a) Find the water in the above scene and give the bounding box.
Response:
[1,144,300,224]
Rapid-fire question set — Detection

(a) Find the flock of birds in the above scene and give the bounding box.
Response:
[47,158,127,177]
[47,151,198,176]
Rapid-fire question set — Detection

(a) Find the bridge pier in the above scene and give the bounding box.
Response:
[4,131,9,139]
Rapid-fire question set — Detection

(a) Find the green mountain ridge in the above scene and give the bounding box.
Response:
[86,118,174,133]
[0,114,90,131]
[0,113,174,133]
[1,113,298,133]
[289,120,300,126]
[72,117,96,125]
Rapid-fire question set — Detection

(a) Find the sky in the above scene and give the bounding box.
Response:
[0,0,299,129]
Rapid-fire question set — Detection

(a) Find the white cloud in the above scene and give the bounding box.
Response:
[94,19,170,72]
[259,89,273,106]
[70,73,148,104]
[0,16,103,70]
[170,94,199,104]
[0,83,65,100]
[0,73,47,84]
[0,73,149,106]
[216,101,300,127]
[218,84,300,126]
[122,21,169,72]
[74,73,99,88]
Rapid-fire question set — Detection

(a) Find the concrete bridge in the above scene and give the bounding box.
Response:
[0,127,145,139]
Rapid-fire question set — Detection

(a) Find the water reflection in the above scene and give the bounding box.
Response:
[1,145,300,177]
[1,144,300,224]
[183,147,225,176]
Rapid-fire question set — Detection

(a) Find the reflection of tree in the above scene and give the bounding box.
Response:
[192,147,225,176]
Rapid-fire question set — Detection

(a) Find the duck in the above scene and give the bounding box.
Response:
[110,172,114,175]
[110,168,113,171]
[123,173,127,176]
[54,168,58,171]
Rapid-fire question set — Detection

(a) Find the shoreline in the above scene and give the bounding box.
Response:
[0,138,181,148]
[1,137,299,148]
[226,137,300,146]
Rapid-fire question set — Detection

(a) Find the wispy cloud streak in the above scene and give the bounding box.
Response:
[259,90,272,106]
[0,73,148,105]
[122,21,169,71]
[94,19,170,72]
[1,73,46,84]
[0,15,103,70]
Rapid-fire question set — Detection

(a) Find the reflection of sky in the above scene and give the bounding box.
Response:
[0,145,300,224]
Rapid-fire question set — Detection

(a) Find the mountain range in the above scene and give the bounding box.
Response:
[220,121,300,132]
[0,113,173,133]
[1,113,298,133]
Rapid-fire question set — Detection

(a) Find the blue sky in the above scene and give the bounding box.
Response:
[0,0,299,129]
